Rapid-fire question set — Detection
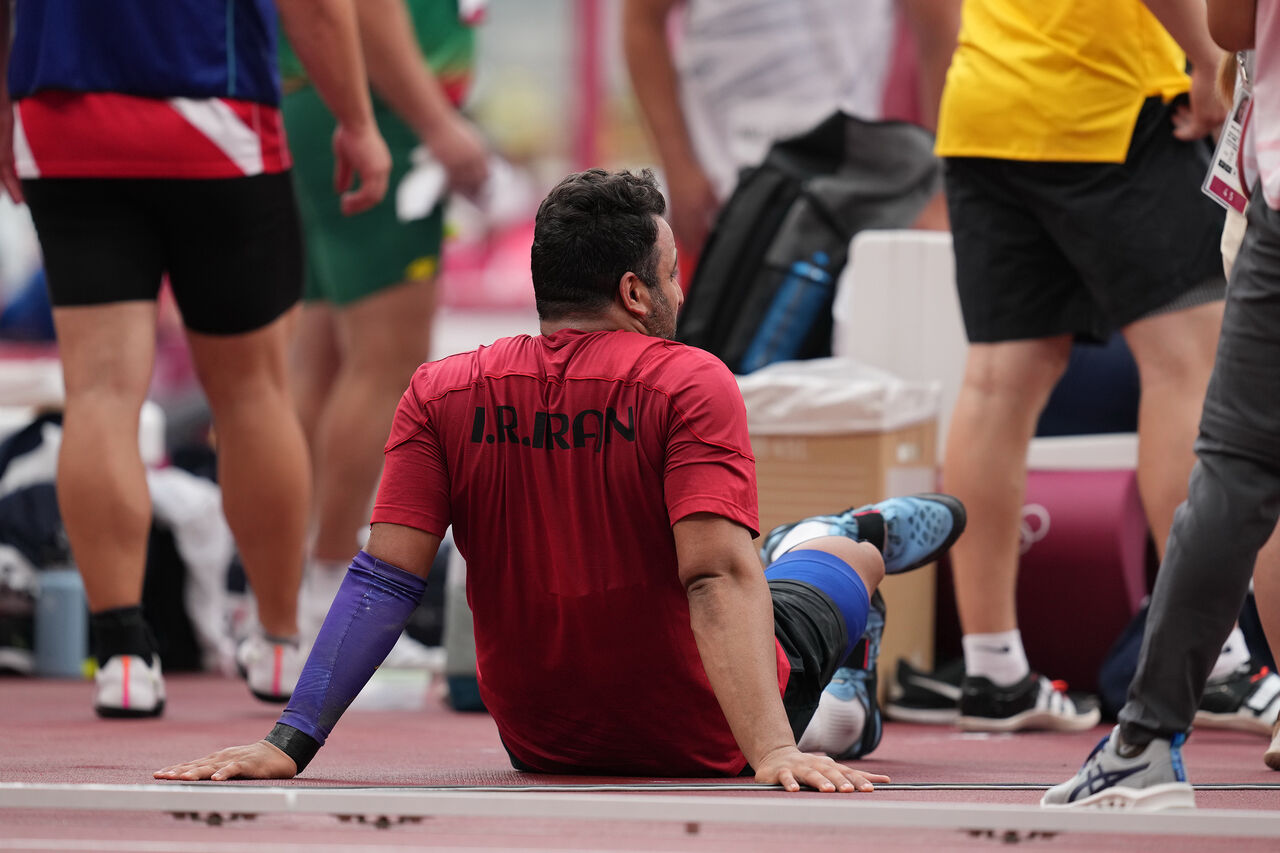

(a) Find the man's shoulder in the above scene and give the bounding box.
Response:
[415,335,536,384]
[628,336,731,375]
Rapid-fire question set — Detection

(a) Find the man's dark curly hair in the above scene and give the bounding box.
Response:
[530,168,668,320]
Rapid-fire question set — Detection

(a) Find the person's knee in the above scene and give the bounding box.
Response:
[800,537,884,593]
[962,340,1071,402]
[62,383,149,428]
[1124,303,1222,385]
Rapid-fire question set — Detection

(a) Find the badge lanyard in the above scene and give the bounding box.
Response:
[1202,52,1254,214]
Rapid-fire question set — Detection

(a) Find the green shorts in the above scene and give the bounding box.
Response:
[284,86,445,306]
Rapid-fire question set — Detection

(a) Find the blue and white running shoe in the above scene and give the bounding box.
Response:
[761,493,966,574]
[1042,726,1195,811]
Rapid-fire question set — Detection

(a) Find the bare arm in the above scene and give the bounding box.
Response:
[1206,0,1257,51]
[899,0,962,133]
[1141,0,1228,139]
[275,0,390,214]
[354,0,488,196]
[674,514,888,792]
[622,0,718,255]
[363,521,441,578]
[0,0,21,202]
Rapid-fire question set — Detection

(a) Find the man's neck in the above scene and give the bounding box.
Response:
[540,309,645,337]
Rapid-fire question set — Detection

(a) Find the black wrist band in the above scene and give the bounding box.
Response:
[264,723,321,774]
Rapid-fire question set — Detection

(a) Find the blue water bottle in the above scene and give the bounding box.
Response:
[738,251,833,373]
[34,567,90,678]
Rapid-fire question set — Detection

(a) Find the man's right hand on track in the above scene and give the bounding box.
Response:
[154,741,299,782]
[752,744,891,793]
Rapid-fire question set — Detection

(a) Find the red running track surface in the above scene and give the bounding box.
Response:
[2,672,1278,851]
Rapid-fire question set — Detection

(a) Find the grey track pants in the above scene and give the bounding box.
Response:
[1120,186,1280,744]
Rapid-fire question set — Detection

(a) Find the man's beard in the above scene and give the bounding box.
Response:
[642,284,677,340]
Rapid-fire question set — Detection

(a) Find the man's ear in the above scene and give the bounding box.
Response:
[618,271,651,320]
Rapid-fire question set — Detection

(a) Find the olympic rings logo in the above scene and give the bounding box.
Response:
[1019,504,1051,555]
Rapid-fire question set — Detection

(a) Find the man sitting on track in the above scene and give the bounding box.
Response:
[156,169,965,792]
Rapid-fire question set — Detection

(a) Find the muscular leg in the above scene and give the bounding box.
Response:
[1256,530,1280,665]
[306,276,436,562]
[1121,301,1223,559]
[52,302,158,611]
[187,310,310,638]
[943,337,1071,636]
[290,302,341,449]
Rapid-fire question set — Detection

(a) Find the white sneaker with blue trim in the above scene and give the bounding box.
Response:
[1042,726,1195,811]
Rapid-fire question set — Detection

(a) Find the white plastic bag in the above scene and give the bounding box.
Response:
[736,357,940,435]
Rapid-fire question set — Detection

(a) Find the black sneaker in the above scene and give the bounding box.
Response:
[1195,661,1280,737]
[957,672,1101,732]
[886,657,964,724]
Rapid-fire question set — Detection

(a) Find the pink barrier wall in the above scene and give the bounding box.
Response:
[937,468,1151,692]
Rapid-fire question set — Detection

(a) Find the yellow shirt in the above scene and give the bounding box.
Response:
[935,0,1191,163]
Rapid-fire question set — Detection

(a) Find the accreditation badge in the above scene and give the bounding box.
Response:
[1203,59,1253,214]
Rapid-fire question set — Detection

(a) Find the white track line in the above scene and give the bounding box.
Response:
[1,783,1278,838]
[330,782,1280,792]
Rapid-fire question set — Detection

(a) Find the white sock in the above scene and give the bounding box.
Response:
[765,520,838,562]
[1209,626,1251,682]
[963,630,1030,687]
[797,687,868,756]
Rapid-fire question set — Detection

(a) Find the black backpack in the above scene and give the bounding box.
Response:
[677,111,941,373]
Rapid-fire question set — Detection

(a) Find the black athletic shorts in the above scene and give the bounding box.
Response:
[21,171,303,335]
[944,96,1226,343]
[770,578,850,743]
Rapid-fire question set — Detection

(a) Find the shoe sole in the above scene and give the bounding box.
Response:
[95,700,165,719]
[888,493,967,575]
[1193,709,1275,737]
[1041,782,1195,811]
[248,688,292,704]
[885,704,959,725]
[957,706,1101,733]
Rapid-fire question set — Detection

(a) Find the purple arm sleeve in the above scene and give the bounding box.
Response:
[270,550,426,766]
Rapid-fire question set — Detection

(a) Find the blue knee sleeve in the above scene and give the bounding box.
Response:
[766,549,870,654]
[272,550,426,769]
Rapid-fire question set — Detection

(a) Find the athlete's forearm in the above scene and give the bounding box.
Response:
[621,0,703,179]
[1206,0,1257,52]
[1142,0,1227,70]
[275,0,376,132]
[0,1,23,203]
[268,551,427,772]
[353,0,457,141]
[900,0,963,132]
[686,565,797,770]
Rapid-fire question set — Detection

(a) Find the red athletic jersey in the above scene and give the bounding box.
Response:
[13,92,291,179]
[374,329,788,776]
